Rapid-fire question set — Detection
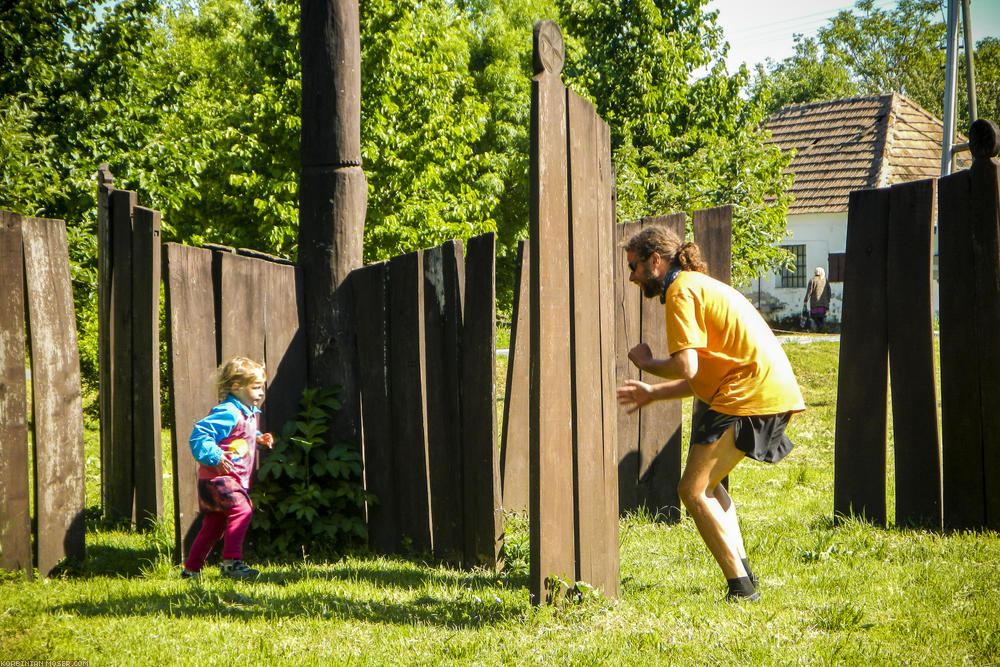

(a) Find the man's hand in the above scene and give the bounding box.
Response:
[257,432,274,449]
[617,379,654,414]
[628,343,653,371]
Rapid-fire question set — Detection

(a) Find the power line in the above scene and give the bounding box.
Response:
[722,0,899,45]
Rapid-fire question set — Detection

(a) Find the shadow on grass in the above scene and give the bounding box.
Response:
[52,566,530,628]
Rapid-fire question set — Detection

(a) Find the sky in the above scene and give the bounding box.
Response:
[706,0,1000,73]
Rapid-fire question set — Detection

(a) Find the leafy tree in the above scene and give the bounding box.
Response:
[750,36,858,114]
[973,36,1000,129]
[751,0,998,134]
[359,0,502,262]
[556,0,794,285]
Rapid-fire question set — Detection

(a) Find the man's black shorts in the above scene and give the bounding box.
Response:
[690,403,795,463]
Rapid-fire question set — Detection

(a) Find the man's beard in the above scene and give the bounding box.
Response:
[640,275,662,299]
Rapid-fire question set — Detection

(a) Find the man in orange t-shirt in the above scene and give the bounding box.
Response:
[617,226,804,602]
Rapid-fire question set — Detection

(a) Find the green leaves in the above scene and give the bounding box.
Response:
[250,386,374,559]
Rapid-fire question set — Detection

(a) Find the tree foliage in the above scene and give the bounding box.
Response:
[751,0,998,132]
[555,0,793,284]
[3,0,798,370]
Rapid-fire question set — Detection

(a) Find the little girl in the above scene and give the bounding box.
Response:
[182,357,273,580]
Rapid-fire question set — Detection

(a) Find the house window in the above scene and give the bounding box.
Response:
[828,253,846,282]
[779,244,807,288]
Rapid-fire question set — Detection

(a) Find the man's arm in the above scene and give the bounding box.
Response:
[628,344,699,380]
[616,378,694,414]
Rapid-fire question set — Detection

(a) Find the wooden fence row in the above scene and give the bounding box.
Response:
[501,206,733,522]
[352,234,502,568]
[526,20,619,603]
[0,211,86,578]
[163,242,307,559]
[98,171,164,529]
[834,179,941,527]
[834,119,1000,530]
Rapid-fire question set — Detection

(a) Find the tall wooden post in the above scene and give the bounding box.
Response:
[298,0,367,441]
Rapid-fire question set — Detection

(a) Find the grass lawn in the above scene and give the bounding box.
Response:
[2,341,999,665]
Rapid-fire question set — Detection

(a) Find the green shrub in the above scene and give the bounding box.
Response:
[250,386,373,559]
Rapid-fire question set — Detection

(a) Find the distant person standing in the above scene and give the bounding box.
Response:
[804,267,831,331]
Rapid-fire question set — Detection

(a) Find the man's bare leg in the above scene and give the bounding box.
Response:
[677,426,747,580]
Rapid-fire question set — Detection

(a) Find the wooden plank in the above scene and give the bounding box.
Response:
[462,232,503,569]
[615,221,641,515]
[388,250,432,552]
[163,243,218,561]
[108,189,136,522]
[638,214,685,522]
[423,241,465,563]
[261,261,307,436]
[216,251,266,365]
[0,212,32,577]
[938,169,983,530]
[833,188,889,525]
[529,46,576,603]
[131,207,163,530]
[500,240,530,513]
[886,179,941,528]
[595,111,619,597]
[22,217,86,575]
[692,206,733,285]
[568,89,608,591]
[970,155,1000,531]
[692,207,732,492]
[352,262,397,553]
[96,166,114,515]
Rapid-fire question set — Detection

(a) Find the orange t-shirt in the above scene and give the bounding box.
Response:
[664,271,805,416]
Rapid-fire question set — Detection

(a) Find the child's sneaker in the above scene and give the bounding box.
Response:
[220,560,259,580]
[181,568,202,580]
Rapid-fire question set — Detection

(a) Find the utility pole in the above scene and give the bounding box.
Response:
[941,0,960,176]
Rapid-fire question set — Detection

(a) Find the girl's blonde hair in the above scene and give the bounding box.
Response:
[215,357,266,401]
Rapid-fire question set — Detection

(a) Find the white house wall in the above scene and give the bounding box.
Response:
[741,212,846,324]
[742,211,941,326]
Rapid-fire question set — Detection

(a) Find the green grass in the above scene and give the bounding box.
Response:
[2,341,999,665]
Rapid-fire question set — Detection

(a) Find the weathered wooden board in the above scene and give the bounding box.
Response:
[886,179,941,528]
[163,243,219,560]
[96,168,114,514]
[261,260,307,436]
[692,207,731,492]
[568,89,610,591]
[131,207,163,530]
[834,188,889,525]
[216,251,266,365]
[352,262,397,553]
[22,217,86,575]
[615,221,641,515]
[500,240,530,513]
[423,241,465,563]
[462,232,503,568]
[388,250,432,552]
[595,110,619,597]
[938,169,983,530]
[970,155,1000,531]
[0,212,32,577]
[638,214,685,521]
[529,37,576,603]
[692,206,733,285]
[108,189,136,521]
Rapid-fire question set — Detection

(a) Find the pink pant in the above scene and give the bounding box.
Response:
[184,499,253,571]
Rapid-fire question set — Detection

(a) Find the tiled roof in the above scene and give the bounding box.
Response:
[764,93,968,214]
